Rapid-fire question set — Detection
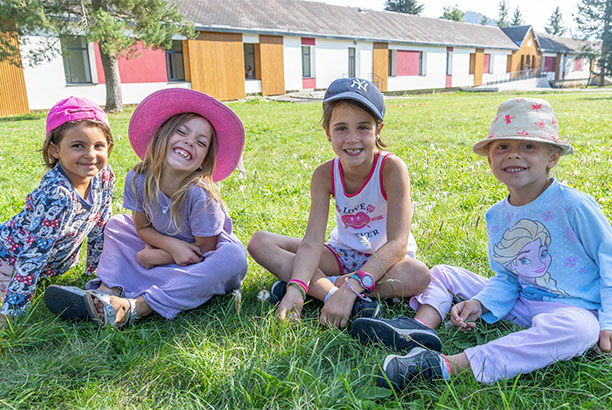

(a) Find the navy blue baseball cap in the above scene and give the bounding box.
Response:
[323,78,385,121]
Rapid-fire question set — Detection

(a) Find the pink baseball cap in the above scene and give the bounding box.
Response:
[46,96,109,136]
[128,88,245,182]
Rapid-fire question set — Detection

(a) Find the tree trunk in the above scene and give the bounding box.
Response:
[99,47,123,112]
[601,0,612,87]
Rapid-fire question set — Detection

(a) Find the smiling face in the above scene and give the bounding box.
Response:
[164,116,213,179]
[49,123,109,191]
[324,102,382,170]
[507,238,552,280]
[487,139,560,206]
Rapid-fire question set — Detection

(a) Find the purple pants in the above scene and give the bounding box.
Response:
[410,264,599,383]
[87,214,247,319]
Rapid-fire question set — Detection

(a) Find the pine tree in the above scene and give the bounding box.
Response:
[384,0,425,15]
[480,15,491,26]
[441,5,465,22]
[575,0,612,86]
[511,7,524,26]
[0,0,195,112]
[497,0,509,28]
[545,6,567,36]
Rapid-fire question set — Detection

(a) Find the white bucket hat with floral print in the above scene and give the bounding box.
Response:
[473,98,574,156]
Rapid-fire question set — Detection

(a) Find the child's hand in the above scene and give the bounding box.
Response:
[598,329,612,353]
[320,287,354,329]
[167,240,203,266]
[276,285,305,322]
[450,299,483,332]
[136,244,174,269]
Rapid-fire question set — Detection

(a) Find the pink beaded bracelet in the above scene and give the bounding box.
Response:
[287,278,309,295]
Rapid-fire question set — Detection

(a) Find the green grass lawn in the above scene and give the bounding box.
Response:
[1,90,611,409]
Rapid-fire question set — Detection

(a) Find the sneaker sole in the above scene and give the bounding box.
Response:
[351,317,442,352]
[44,285,92,321]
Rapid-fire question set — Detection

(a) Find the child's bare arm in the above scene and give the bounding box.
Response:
[133,211,202,266]
[277,164,331,322]
[355,156,415,279]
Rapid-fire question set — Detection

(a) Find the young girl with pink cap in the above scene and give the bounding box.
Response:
[0,96,114,327]
[248,78,430,330]
[45,88,247,327]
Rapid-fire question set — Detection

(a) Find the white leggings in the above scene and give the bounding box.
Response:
[410,264,599,383]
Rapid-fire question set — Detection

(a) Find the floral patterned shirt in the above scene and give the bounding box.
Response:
[0,164,114,315]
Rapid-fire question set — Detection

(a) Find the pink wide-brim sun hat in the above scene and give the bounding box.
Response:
[128,88,245,182]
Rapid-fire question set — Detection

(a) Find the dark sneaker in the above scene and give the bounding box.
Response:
[377,347,449,390]
[350,297,382,319]
[269,280,287,305]
[350,316,442,352]
[269,281,381,319]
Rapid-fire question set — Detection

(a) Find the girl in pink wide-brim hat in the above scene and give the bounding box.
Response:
[45,88,248,327]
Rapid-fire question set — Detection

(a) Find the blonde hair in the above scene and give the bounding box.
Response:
[42,120,114,168]
[322,100,387,150]
[493,219,550,267]
[132,112,222,233]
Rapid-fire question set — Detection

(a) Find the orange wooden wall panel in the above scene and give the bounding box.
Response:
[372,42,388,92]
[473,48,484,86]
[187,32,245,101]
[0,30,29,116]
[259,35,285,96]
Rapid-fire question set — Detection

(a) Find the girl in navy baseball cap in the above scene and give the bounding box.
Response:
[248,78,430,329]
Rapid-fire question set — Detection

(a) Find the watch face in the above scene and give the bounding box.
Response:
[362,275,374,287]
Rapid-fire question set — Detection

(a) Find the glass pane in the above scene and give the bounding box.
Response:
[244,44,255,79]
[302,46,311,77]
[169,53,185,80]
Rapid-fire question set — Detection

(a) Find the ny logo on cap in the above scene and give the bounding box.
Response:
[350,79,368,92]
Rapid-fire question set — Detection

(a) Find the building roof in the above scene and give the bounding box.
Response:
[176,0,519,50]
[500,25,532,47]
[536,32,600,54]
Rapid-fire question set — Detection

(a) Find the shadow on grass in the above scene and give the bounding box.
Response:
[0,112,46,122]
[576,96,612,101]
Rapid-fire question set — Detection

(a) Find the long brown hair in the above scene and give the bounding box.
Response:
[132,113,222,232]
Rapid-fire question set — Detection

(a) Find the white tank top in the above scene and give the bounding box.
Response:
[327,151,417,257]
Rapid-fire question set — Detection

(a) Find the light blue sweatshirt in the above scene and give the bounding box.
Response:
[474,179,612,330]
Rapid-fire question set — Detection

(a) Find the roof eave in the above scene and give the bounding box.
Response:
[193,24,518,50]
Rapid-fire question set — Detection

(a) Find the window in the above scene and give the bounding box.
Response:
[446,51,453,76]
[244,43,256,79]
[348,47,356,78]
[543,56,556,72]
[388,49,396,77]
[396,50,424,76]
[469,53,476,74]
[62,36,92,84]
[302,46,313,78]
[483,54,491,74]
[166,40,185,81]
[418,51,425,76]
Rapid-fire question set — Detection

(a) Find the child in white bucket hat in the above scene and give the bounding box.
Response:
[352,97,612,389]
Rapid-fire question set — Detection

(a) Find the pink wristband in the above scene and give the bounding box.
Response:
[288,278,309,294]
